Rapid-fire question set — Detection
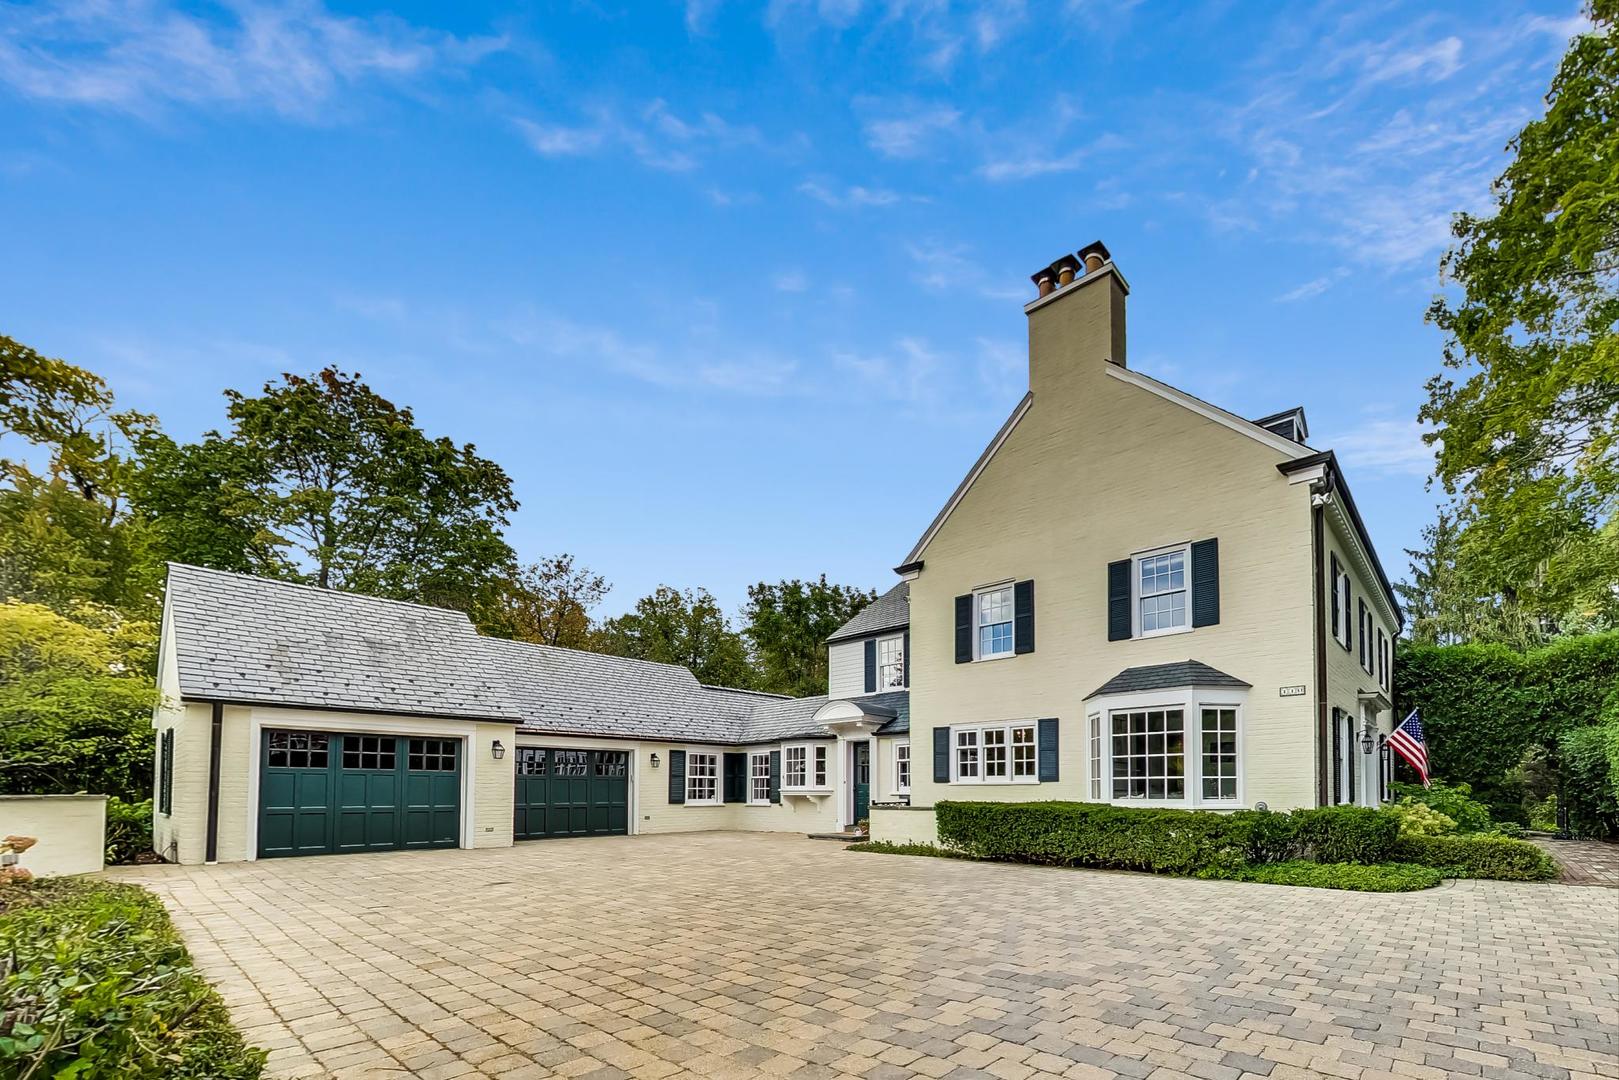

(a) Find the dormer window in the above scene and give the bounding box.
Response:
[876,634,905,689]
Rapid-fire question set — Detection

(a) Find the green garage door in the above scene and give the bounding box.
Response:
[259,731,461,858]
[514,748,629,839]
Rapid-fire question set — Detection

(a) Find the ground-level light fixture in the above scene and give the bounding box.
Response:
[491,740,505,760]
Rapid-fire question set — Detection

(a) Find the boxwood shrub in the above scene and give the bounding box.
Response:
[1290,805,1399,863]
[935,800,1259,873]
[1389,834,1559,881]
[0,878,265,1078]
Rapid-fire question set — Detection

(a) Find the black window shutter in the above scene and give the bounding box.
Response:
[1037,718,1059,781]
[1190,538,1220,628]
[933,726,951,783]
[954,594,973,663]
[1344,577,1352,651]
[902,630,910,687]
[768,750,781,804]
[1358,601,1368,668]
[668,749,686,804]
[1330,711,1342,804]
[1107,559,1131,641]
[863,638,877,693]
[723,752,746,803]
[1330,553,1340,636]
[1014,579,1035,654]
[1347,723,1358,797]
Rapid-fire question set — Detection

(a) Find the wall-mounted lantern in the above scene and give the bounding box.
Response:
[1359,725,1377,756]
[650,752,661,769]
[491,740,506,760]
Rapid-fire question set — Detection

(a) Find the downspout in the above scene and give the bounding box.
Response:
[1311,484,1331,808]
[205,702,223,864]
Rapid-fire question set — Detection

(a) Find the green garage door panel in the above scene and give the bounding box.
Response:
[513,748,629,840]
[259,731,461,858]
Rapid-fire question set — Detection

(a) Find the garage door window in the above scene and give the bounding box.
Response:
[593,751,628,777]
[554,750,587,776]
[268,731,329,769]
[408,738,457,772]
[516,747,547,775]
[343,735,396,770]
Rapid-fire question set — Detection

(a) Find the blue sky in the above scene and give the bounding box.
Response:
[0,0,1588,619]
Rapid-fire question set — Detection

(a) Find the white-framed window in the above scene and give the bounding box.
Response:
[1088,713,1102,800]
[976,584,1014,659]
[954,722,1037,783]
[1378,629,1390,692]
[749,752,771,805]
[1136,546,1189,636]
[1091,689,1245,805]
[783,743,829,790]
[877,633,906,689]
[1199,707,1238,801]
[1359,603,1375,675]
[893,741,910,793]
[686,751,719,805]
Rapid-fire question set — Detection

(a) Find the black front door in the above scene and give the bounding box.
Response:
[852,741,870,824]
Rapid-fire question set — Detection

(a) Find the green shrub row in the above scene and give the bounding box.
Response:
[845,840,970,859]
[1196,861,1443,892]
[935,800,1400,873]
[1389,834,1559,881]
[104,796,153,865]
[0,878,265,1079]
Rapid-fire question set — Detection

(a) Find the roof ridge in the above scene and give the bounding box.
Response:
[699,684,793,700]
[478,635,706,680]
[165,563,476,622]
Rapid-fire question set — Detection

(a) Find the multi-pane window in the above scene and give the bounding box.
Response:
[954,723,1036,783]
[750,752,771,804]
[955,728,980,780]
[1200,708,1239,800]
[1332,555,1352,649]
[267,731,329,769]
[516,747,547,776]
[1088,714,1102,800]
[893,742,910,792]
[593,751,628,777]
[686,752,719,803]
[1138,549,1187,634]
[1111,708,1186,800]
[812,745,828,787]
[877,634,905,689]
[784,745,807,788]
[553,750,587,776]
[1378,630,1390,692]
[977,586,1014,658]
[408,738,457,772]
[343,734,396,770]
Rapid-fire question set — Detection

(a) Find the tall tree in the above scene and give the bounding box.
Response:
[481,555,609,648]
[743,576,877,696]
[596,586,755,688]
[1421,4,1619,628]
[137,368,520,612]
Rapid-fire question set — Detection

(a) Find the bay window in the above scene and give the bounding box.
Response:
[1199,708,1238,801]
[1086,688,1244,806]
[783,743,829,791]
[1111,708,1185,800]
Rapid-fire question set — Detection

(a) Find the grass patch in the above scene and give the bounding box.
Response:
[1196,861,1443,892]
[0,877,265,1079]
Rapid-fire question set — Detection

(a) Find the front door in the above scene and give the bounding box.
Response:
[852,741,870,824]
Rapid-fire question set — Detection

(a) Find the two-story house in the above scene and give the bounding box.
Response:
[872,242,1400,845]
[148,240,1397,865]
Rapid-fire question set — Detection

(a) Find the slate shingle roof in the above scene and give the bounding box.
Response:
[825,581,909,643]
[165,564,905,746]
[1084,660,1251,700]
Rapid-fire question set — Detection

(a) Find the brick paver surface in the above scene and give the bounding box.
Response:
[1533,837,1619,888]
[112,833,1619,1080]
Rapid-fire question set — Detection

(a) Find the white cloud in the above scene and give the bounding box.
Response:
[513,99,767,173]
[514,117,608,157]
[1319,417,1434,477]
[861,102,961,158]
[906,241,1027,302]
[1275,268,1349,303]
[0,0,500,118]
[797,178,909,209]
[833,337,944,407]
[1357,35,1464,86]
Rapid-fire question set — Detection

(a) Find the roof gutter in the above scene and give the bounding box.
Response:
[1312,496,1331,808]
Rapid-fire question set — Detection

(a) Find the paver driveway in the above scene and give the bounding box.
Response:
[114,833,1619,1080]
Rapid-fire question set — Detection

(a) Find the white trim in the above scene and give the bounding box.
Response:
[1103,364,1313,457]
[891,740,911,796]
[972,582,1017,660]
[684,750,721,805]
[949,720,1041,785]
[902,392,1033,566]
[875,632,906,691]
[1130,542,1193,639]
[747,751,772,806]
[1086,685,1248,808]
[782,742,831,794]
[243,708,490,862]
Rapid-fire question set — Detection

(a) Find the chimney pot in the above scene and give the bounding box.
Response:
[1031,269,1055,297]
[1078,239,1111,275]
[1052,254,1081,287]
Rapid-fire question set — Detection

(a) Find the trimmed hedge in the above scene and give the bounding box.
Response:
[936,800,1254,873]
[1197,861,1442,892]
[1291,805,1397,863]
[0,878,265,1078]
[1389,834,1559,881]
[845,841,970,859]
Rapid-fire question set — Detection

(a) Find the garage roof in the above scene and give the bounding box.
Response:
[165,564,903,746]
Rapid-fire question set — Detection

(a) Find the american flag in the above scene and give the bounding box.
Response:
[1388,709,1430,788]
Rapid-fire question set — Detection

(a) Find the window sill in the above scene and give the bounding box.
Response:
[746,800,772,807]
[950,778,1041,786]
[1137,625,1192,640]
[684,799,721,807]
[972,652,1016,663]
[783,787,832,796]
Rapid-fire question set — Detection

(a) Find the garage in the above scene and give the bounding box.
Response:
[258,730,462,858]
[514,747,629,839]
